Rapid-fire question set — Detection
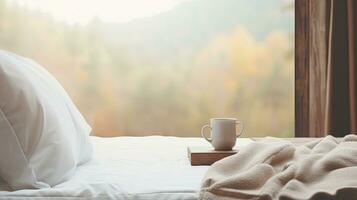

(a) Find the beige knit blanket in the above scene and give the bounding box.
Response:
[200,135,357,200]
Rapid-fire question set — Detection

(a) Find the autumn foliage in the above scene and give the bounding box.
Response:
[0,0,294,137]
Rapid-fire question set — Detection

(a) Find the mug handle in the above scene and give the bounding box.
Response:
[201,124,212,143]
[236,121,244,138]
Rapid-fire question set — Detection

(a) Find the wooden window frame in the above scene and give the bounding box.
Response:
[295,0,329,137]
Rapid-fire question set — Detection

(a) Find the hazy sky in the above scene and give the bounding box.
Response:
[9,0,187,24]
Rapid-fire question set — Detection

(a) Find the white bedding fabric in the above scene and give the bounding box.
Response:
[0,50,92,190]
[0,136,252,200]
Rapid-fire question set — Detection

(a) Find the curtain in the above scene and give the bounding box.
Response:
[325,0,357,136]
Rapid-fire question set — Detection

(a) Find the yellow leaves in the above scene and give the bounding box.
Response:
[0,2,294,137]
[230,28,261,71]
[190,27,294,137]
[195,28,292,82]
[92,107,122,137]
[265,31,290,53]
[77,69,89,83]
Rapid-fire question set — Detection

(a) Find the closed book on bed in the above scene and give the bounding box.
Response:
[187,146,237,166]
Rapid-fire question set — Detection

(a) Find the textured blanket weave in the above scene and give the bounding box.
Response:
[200,135,357,200]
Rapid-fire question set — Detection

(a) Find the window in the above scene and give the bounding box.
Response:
[0,0,294,137]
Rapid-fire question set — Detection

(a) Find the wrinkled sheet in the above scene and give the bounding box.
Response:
[0,136,252,200]
[200,135,357,200]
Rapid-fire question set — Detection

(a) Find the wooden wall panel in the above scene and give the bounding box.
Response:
[309,0,327,137]
[295,0,310,137]
[295,0,328,137]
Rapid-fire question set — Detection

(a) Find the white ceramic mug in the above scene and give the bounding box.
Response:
[201,118,244,150]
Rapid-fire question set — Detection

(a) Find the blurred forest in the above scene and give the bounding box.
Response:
[0,0,294,137]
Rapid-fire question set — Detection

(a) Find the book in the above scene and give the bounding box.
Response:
[187,146,238,166]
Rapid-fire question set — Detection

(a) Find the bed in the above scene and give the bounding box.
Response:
[0,136,252,200]
[200,135,357,200]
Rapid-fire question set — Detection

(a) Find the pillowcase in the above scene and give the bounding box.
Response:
[0,50,93,190]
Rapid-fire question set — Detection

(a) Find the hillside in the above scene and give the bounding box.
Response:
[101,0,293,59]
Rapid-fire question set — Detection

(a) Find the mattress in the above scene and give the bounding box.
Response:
[0,136,252,200]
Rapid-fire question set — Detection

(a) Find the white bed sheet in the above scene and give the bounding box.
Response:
[0,136,252,200]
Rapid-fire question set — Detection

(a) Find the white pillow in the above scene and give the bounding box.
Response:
[0,50,93,190]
